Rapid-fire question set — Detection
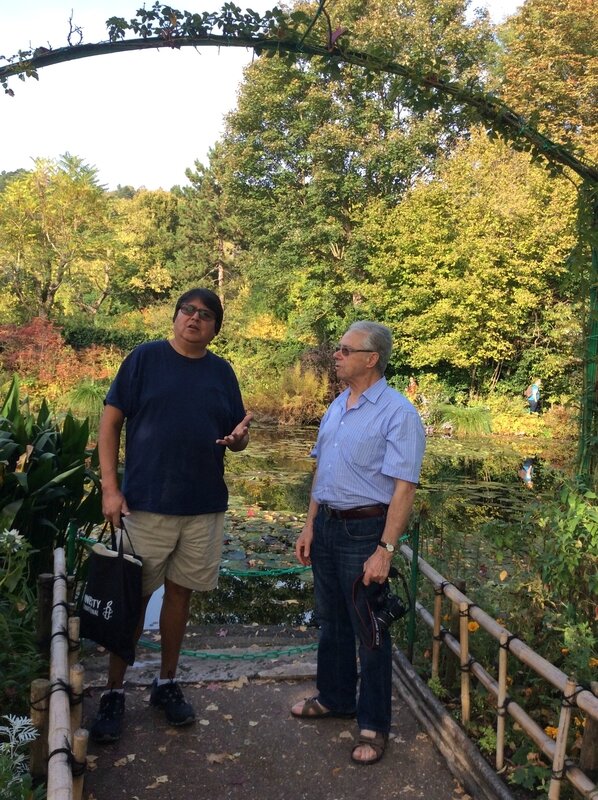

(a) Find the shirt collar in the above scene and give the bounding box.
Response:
[343,376,387,408]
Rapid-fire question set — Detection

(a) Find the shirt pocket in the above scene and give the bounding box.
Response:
[344,432,386,468]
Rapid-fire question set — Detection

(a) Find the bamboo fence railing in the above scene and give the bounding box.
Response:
[400,544,598,800]
[30,548,88,800]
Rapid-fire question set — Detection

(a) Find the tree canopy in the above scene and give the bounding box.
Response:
[0,0,597,472]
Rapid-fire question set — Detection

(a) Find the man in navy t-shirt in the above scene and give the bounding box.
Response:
[90,288,252,743]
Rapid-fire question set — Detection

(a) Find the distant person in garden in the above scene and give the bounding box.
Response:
[406,375,419,401]
[524,378,542,413]
[292,321,425,766]
[518,457,535,489]
[90,287,252,743]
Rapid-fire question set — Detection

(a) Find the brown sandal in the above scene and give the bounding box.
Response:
[351,731,388,765]
[291,696,356,719]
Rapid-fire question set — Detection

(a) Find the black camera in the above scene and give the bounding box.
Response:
[372,582,409,635]
[356,567,411,649]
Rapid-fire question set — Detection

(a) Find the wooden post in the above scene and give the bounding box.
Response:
[580,681,598,778]
[459,601,471,726]
[68,617,80,668]
[29,678,50,778]
[69,663,85,734]
[496,631,509,772]
[36,573,54,655]
[72,728,88,800]
[47,548,73,800]
[431,586,443,680]
[548,676,577,800]
[442,578,466,688]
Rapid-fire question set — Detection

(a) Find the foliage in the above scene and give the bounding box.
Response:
[0,532,43,714]
[246,364,329,425]
[508,746,550,793]
[108,189,179,310]
[0,317,68,383]
[354,129,579,391]
[174,147,243,299]
[0,0,595,468]
[62,320,155,351]
[65,380,110,436]
[482,394,550,438]
[0,318,121,408]
[0,376,103,574]
[201,0,494,351]
[532,482,598,626]
[498,0,598,161]
[0,715,44,800]
[428,403,492,436]
[0,155,114,320]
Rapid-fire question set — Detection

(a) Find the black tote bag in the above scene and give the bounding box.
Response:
[79,522,143,665]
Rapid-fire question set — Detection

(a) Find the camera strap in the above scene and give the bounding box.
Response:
[351,576,383,650]
[351,567,411,651]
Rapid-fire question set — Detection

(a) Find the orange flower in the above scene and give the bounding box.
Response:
[545,726,559,739]
[468,621,480,633]
[589,657,598,668]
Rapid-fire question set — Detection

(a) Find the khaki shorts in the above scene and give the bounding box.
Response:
[119,510,225,596]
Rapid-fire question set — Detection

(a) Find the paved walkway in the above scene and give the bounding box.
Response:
[82,626,467,800]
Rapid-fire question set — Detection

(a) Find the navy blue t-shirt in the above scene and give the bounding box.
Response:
[105,340,246,515]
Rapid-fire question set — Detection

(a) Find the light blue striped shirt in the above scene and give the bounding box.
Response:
[311,377,425,509]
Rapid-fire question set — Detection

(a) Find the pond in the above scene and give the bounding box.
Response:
[173,425,576,629]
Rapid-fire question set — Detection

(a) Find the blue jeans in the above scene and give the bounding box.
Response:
[311,506,392,734]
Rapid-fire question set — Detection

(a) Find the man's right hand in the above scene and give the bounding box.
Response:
[102,487,129,528]
[295,523,314,566]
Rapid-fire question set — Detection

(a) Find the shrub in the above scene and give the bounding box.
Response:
[0,532,43,714]
[0,715,44,800]
[246,364,329,425]
[483,394,550,437]
[427,403,492,436]
[0,377,103,575]
[62,322,151,351]
[64,379,110,437]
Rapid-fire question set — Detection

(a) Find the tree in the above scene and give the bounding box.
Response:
[0,169,27,192]
[352,129,579,391]
[174,145,243,300]
[0,154,114,320]
[497,0,598,161]
[107,188,179,311]
[209,0,494,347]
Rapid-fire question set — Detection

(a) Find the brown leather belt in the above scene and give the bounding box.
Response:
[322,504,388,520]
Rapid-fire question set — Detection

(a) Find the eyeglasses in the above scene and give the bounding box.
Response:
[178,303,216,321]
[334,344,376,357]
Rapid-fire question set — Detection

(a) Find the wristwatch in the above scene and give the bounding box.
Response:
[379,541,395,553]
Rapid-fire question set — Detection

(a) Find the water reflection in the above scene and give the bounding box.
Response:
[183,426,574,627]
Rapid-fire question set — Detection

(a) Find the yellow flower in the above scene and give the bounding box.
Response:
[468,621,480,633]
[545,726,559,740]
[589,657,598,668]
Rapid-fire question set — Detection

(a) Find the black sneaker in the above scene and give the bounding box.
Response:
[89,691,125,743]
[150,678,195,726]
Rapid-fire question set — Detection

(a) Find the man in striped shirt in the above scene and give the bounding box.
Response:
[292,321,426,766]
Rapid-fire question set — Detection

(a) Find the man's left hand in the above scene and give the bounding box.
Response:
[216,412,254,450]
[362,547,392,586]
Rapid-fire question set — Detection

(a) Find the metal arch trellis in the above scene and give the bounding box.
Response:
[2,2,598,480]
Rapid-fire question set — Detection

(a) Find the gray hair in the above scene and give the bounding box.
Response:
[346,321,393,374]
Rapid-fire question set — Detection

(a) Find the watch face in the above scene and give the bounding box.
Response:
[382,542,394,552]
